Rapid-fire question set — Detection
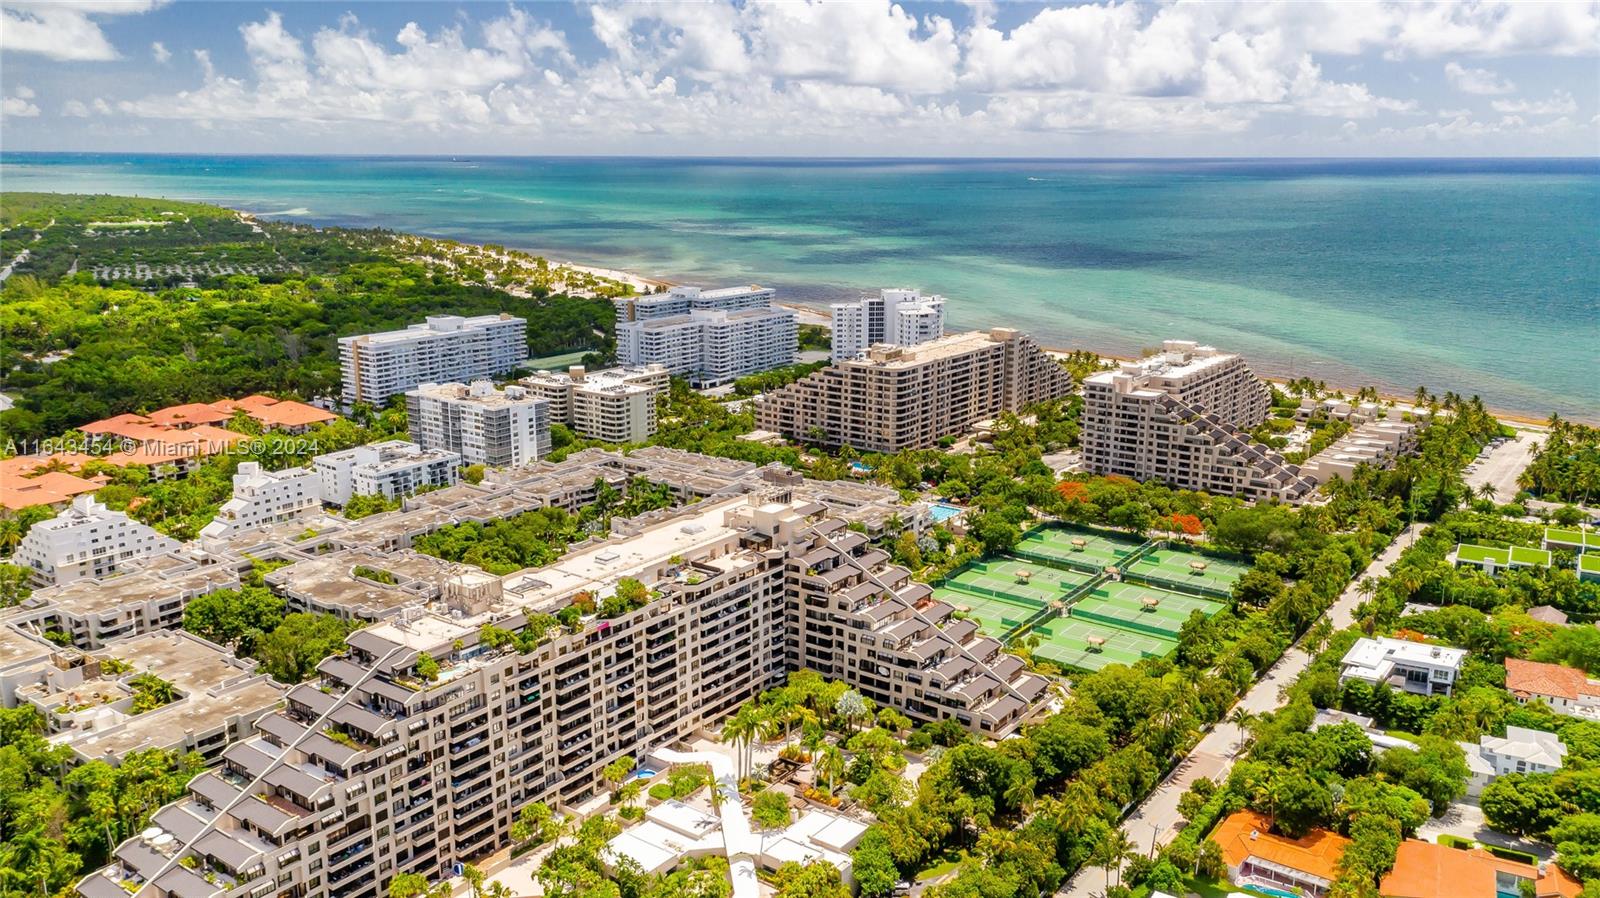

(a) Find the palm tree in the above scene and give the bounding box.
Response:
[1477,483,1498,504]
[814,744,845,795]
[720,705,760,781]
[1094,827,1136,891]
[1228,707,1257,758]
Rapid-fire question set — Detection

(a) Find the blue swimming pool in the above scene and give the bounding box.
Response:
[930,503,963,523]
[1247,886,1301,898]
[630,767,659,780]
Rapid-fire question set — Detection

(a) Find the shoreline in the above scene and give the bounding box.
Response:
[306,210,1579,428]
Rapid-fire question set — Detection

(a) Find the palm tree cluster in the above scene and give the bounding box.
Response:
[1521,417,1600,507]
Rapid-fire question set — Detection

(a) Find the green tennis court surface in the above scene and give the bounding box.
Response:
[1027,617,1177,672]
[933,586,1042,637]
[1015,526,1145,572]
[1124,548,1248,592]
[944,558,1093,605]
[1068,581,1225,639]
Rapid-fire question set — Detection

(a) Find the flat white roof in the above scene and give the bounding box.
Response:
[500,497,748,609]
[1341,636,1465,673]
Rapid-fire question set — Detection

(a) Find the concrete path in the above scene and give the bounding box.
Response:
[651,747,759,898]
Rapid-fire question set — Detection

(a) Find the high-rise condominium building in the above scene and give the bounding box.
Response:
[199,463,322,542]
[78,469,1044,898]
[520,365,669,443]
[14,495,182,586]
[312,441,462,506]
[829,288,947,362]
[1079,340,1316,502]
[756,328,1075,452]
[339,314,527,406]
[405,381,551,468]
[614,285,796,387]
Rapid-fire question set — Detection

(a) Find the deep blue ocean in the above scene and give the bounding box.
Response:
[3,154,1596,419]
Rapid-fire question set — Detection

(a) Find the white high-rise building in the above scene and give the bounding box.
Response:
[829,288,946,362]
[339,314,527,406]
[406,381,551,468]
[312,440,461,506]
[199,462,321,542]
[1079,340,1316,503]
[521,365,669,443]
[14,495,181,586]
[614,285,796,387]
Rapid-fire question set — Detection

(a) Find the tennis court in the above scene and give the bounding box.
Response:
[1014,525,1146,573]
[1124,547,1249,593]
[933,586,1042,637]
[1027,616,1178,673]
[944,558,1093,606]
[1068,581,1225,639]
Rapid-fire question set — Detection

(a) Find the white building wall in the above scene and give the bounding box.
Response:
[199,463,321,541]
[339,314,527,406]
[14,496,182,586]
[312,441,462,506]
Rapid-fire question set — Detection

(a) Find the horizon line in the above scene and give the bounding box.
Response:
[3,151,1599,164]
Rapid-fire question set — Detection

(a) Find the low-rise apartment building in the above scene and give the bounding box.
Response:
[16,561,239,651]
[1080,340,1315,502]
[77,462,1038,898]
[614,286,796,386]
[14,495,183,586]
[313,441,462,507]
[12,630,284,765]
[406,381,551,468]
[200,463,322,543]
[520,365,668,443]
[1338,637,1464,696]
[830,288,946,362]
[339,314,527,407]
[755,328,1074,452]
[1297,419,1421,486]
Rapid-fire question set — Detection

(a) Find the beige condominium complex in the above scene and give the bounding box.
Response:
[520,365,669,443]
[1080,340,1316,502]
[755,328,1075,453]
[76,450,1044,898]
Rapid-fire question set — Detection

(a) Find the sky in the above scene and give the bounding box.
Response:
[2,0,1598,157]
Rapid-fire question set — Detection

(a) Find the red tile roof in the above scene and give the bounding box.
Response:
[1381,841,1535,898]
[146,403,231,428]
[1211,810,1349,883]
[1505,657,1600,702]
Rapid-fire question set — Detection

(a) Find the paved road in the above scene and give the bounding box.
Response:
[1056,435,1540,898]
[1057,520,1425,898]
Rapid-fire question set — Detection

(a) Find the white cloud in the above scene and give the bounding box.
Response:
[3,93,41,117]
[34,0,1596,154]
[0,1,165,61]
[1444,61,1515,94]
[151,40,170,63]
[1491,91,1578,115]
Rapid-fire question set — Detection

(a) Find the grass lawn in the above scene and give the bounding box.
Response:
[915,854,965,881]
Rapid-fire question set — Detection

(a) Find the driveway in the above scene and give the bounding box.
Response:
[1416,801,1553,862]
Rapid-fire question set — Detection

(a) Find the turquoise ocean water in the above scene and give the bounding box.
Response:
[2,155,1595,419]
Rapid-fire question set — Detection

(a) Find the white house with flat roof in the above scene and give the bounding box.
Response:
[1338,637,1464,696]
